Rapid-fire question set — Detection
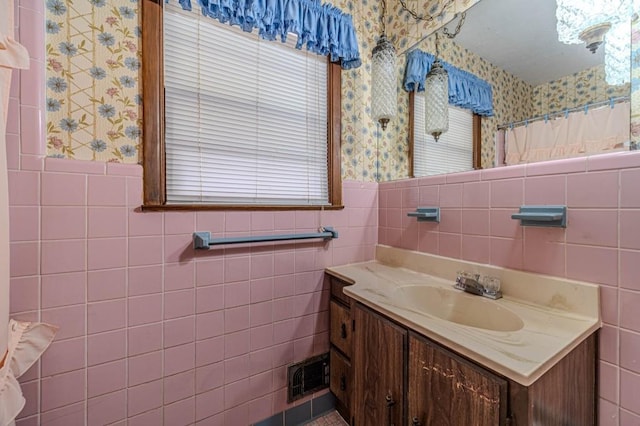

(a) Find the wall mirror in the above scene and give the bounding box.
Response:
[406,0,632,176]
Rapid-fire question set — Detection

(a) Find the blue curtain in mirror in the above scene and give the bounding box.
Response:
[171,0,361,69]
[404,49,493,116]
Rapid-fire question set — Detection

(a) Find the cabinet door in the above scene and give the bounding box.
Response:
[353,304,406,426]
[330,300,352,358]
[407,333,507,426]
[330,348,352,418]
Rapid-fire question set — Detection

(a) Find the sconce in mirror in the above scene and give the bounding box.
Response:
[404,0,631,175]
[556,0,634,85]
[424,59,449,142]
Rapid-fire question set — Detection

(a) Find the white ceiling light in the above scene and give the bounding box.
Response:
[556,0,633,85]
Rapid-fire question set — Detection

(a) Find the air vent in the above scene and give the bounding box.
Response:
[287,352,330,402]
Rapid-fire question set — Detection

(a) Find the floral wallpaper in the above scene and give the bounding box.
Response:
[532,64,630,117]
[333,0,379,182]
[43,0,482,177]
[42,0,385,176]
[43,0,640,176]
[45,0,142,162]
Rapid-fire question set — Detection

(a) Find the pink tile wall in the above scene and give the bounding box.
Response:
[9,159,377,425]
[379,152,640,424]
[7,6,378,422]
[9,0,640,424]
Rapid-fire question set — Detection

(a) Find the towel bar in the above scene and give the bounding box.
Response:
[193,227,338,250]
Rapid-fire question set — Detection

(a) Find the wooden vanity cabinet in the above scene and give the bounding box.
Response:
[352,303,406,426]
[328,276,354,421]
[408,332,508,426]
[506,335,597,426]
[328,274,597,426]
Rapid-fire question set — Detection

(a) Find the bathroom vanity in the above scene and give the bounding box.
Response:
[326,246,600,426]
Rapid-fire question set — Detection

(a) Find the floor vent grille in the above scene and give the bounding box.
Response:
[287,352,330,402]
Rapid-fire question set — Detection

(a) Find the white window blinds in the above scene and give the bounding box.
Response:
[163,4,329,205]
[413,92,474,177]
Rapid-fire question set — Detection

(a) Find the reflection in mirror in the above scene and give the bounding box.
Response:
[409,93,481,177]
[407,0,632,176]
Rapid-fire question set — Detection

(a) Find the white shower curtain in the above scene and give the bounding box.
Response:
[0,2,57,425]
[504,102,630,165]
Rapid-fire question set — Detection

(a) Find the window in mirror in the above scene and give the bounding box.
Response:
[410,91,481,177]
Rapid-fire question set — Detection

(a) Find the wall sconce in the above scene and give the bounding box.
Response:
[371,0,397,130]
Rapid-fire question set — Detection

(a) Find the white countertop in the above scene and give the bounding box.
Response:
[326,245,601,386]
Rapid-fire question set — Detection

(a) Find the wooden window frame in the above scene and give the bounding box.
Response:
[140,0,343,211]
[408,91,482,178]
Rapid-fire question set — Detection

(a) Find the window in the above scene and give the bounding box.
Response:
[410,91,481,177]
[141,0,342,209]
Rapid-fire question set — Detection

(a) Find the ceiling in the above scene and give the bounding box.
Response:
[452,0,605,86]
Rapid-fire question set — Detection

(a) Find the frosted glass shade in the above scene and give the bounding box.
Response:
[556,0,631,45]
[371,35,397,130]
[556,0,633,85]
[425,60,449,142]
[605,21,631,85]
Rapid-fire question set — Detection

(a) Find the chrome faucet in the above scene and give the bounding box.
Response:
[454,272,502,300]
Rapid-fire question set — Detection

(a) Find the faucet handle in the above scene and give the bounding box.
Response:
[454,271,502,299]
[456,270,479,283]
[455,271,483,295]
[479,275,501,296]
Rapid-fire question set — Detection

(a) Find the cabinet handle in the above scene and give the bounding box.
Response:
[385,393,395,426]
[341,323,347,339]
[412,417,421,426]
[340,374,346,391]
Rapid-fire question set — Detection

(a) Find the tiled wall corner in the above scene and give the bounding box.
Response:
[379,152,640,423]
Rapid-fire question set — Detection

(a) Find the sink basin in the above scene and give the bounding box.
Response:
[394,285,524,332]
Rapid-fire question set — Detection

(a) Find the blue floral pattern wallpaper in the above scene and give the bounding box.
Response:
[532,64,630,117]
[44,0,640,176]
[332,0,379,181]
[45,0,142,162]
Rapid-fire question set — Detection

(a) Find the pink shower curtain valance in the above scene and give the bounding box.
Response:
[504,102,630,165]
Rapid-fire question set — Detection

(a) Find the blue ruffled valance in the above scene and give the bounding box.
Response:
[404,49,493,116]
[173,0,362,69]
